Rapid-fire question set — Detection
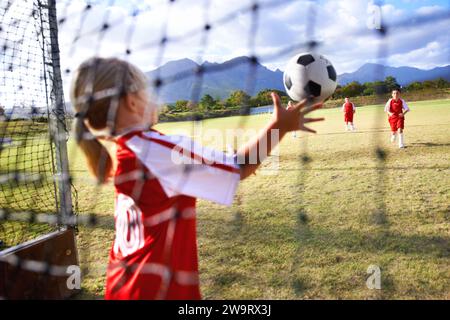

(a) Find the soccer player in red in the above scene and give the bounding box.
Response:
[384,89,410,148]
[70,57,324,300]
[341,97,356,131]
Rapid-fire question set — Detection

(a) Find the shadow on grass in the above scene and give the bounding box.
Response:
[291,276,310,296]
[410,142,450,148]
[207,215,449,260]
[369,209,389,226]
[212,271,248,288]
[71,288,103,300]
[300,225,449,258]
[202,213,448,297]
[232,211,244,233]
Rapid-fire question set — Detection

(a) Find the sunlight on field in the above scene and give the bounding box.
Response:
[68,99,450,299]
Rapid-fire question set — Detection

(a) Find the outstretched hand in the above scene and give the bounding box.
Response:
[271,92,324,134]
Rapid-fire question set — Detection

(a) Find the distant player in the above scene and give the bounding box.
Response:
[385,89,410,148]
[342,97,356,131]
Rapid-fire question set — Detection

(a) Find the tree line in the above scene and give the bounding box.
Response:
[332,76,450,99]
[157,76,449,121]
[161,89,289,114]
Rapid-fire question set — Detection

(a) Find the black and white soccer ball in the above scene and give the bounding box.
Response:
[283,52,337,104]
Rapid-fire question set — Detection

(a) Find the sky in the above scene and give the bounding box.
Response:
[1,0,449,107]
[54,0,450,74]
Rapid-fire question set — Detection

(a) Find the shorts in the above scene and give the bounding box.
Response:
[344,112,354,123]
[388,115,404,132]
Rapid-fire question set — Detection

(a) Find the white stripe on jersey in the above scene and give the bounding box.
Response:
[141,131,238,167]
[125,132,240,206]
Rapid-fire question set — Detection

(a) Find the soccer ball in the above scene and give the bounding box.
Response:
[283,52,337,104]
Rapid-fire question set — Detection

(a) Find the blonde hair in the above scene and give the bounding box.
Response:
[70,57,149,183]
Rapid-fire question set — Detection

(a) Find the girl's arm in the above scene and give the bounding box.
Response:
[237,93,323,180]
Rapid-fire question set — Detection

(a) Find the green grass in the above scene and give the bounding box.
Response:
[4,99,449,299]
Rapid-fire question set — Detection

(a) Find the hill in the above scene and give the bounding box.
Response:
[338,63,450,86]
[145,57,284,103]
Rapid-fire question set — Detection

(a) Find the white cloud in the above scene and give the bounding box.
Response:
[388,40,449,69]
[415,5,446,15]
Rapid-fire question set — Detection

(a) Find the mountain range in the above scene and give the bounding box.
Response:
[146,56,285,103]
[145,57,450,103]
[337,63,450,86]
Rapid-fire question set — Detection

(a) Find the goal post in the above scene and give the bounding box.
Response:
[47,0,73,221]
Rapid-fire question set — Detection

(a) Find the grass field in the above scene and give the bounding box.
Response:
[11,99,450,299]
[0,120,60,249]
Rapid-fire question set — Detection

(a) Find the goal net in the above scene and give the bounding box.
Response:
[0,0,76,299]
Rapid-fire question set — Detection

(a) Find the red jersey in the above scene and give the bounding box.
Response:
[385,98,409,115]
[105,129,240,300]
[389,99,403,114]
[343,102,355,113]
